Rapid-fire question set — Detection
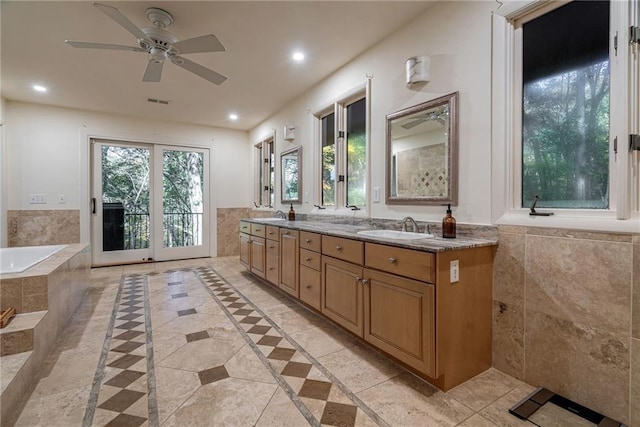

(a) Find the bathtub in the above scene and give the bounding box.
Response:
[0,245,67,274]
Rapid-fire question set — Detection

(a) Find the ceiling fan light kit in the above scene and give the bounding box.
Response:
[65,2,227,85]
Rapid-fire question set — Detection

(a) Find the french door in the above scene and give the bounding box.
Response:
[91,140,210,266]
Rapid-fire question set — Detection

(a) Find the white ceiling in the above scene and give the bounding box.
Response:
[1,1,434,131]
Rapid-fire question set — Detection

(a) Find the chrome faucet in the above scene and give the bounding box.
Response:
[273,210,287,219]
[401,216,419,233]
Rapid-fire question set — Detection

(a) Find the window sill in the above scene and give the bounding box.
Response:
[496,211,640,234]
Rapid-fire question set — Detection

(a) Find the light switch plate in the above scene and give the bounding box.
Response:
[373,187,380,203]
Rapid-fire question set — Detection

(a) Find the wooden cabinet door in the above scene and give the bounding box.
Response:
[250,237,266,279]
[279,229,299,297]
[299,265,321,310]
[321,256,363,337]
[239,232,250,268]
[363,268,435,376]
[266,252,279,284]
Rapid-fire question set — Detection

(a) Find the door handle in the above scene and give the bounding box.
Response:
[91,198,96,214]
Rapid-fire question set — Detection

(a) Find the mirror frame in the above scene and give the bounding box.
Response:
[280,146,302,204]
[385,91,458,206]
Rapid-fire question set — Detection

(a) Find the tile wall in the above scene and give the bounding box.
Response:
[493,226,639,425]
[7,210,80,247]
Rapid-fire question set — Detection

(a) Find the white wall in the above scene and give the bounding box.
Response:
[250,1,496,225]
[1,97,7,246]
[4,101,250,253]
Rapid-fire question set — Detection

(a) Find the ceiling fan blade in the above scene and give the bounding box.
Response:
[92,2,152,44]
[172,34,226,54]
[171,56,227,85]
[142,60,164,82]
[401,119,425,130]
[65,40,146,52]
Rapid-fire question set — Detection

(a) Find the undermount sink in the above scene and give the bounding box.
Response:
[256,218,287,221]
[356,229,435,240]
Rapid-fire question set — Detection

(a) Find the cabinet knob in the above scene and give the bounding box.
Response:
[269,245,274,249]
[356,276,362,282]
[305,257,312,261]
[362,278,369,285]
[283,231,289,235]
[388,257,397,264]
[305,239,312,243]
[336,245,342,251]
[306,285,312,289]
[269,267,274,270]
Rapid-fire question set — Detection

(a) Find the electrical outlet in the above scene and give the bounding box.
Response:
[373,187,380,203]
[450,259,459,283]
[58,194,66,204]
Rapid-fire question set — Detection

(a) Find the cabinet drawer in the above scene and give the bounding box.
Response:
[266,240,279,255]
[300,248,321,271]
[266,226,280,241]
[365,243,435,283]
[250,223,266,238]
[240,221,251,234]
[322,235,363,265]
[299,265,321,310]
[300,231,321,252]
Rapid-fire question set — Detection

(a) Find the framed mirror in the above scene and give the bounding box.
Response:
[386,92,458,205]
[281,146,302,203]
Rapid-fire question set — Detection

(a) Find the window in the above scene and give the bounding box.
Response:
[520,1,610,209]
[492,0,639,223]
[253,135,275,207]
[317,86,369,209]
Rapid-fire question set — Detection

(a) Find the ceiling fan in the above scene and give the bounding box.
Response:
[401,109,448,130]
[65,2,227,85]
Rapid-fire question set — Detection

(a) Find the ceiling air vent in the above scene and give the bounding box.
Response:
[147,98,170,105]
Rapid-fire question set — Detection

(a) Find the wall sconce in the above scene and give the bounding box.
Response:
[405,55,430,87]
[284,125,295,141]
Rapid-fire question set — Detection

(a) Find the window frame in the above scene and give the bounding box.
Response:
[314,80,371,213]
[253,133,275,208]
[491,0,639,231]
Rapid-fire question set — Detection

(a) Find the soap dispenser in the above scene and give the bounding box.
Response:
[288,203,296,221]
[442,204,456,238]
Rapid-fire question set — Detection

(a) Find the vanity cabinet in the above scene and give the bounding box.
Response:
[279,228,299,297]
[265,226,280,285]
[299,231,321,310]
[240,220,494,391]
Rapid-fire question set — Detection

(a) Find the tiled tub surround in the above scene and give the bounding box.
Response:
[0,243,90,426]
[6,257,582,426]
[7,210,80,247]
[493,226,640,425]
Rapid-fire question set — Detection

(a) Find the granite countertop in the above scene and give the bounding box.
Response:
[243,218,497,253]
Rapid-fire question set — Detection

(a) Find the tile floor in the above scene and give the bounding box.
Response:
[5,256,578,426]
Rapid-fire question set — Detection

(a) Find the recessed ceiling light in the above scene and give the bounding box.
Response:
[229,113,238,121]
[33,85,47,92]
[292,52,305,62]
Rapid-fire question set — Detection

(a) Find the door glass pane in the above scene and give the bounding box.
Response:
[346,98,366,206]
[162,149,204,248]
[321,113,336,206]
[101,145,150,251]
[522,0,610,209]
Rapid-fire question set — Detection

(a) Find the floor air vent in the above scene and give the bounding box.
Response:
[509,387,626,426]
[147,98,170,105]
